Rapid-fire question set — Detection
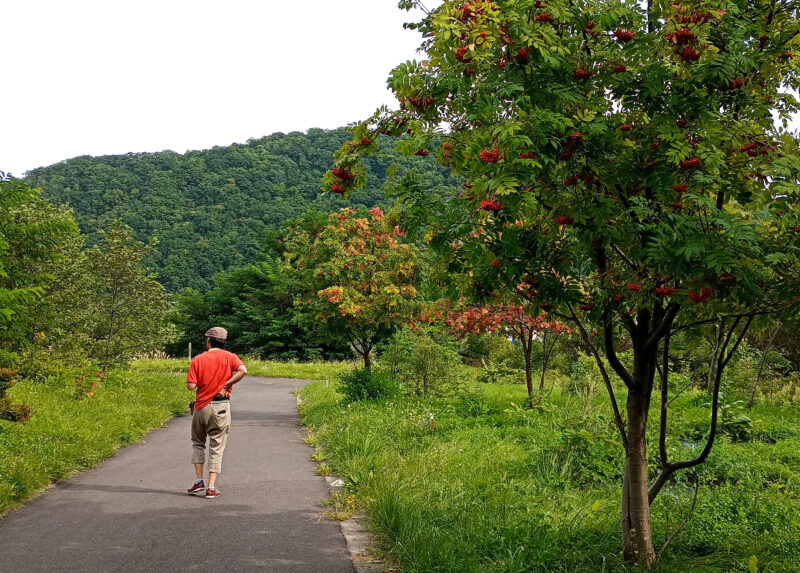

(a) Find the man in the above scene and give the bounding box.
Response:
[185,327,247,499]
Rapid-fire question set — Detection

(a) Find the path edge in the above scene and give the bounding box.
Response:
[295,392,386,573]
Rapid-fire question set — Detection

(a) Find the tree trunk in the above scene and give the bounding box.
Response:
[539,331,550,393]
[748,349,769,410]
[363,350,371,371]
[523,342,534,408]
[707,323,721,395]
[621,389,657,568]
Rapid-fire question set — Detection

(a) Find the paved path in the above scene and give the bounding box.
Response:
[0,377,355,573]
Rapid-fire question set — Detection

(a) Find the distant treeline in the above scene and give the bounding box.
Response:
[26,128,457,292]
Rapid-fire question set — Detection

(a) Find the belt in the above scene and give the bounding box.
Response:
[211,395,230,402]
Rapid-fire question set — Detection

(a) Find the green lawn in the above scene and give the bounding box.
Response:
[0,369,189,516]
[300,377,800,572]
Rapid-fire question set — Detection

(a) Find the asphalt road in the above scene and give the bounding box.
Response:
[0,376,355,573]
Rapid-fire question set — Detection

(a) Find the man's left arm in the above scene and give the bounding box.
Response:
[221,364,247,396]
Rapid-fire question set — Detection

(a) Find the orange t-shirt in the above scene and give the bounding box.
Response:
[187,349,244,410]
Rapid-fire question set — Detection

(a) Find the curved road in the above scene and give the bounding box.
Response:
[0,376,355,573]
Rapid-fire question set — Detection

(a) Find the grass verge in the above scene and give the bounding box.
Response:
[0,369,188,516]
[299,378,800,572]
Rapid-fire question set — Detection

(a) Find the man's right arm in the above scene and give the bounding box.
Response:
[187,358,198,391]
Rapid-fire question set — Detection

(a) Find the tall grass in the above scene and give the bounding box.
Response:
[300,378,800,572]
[0,370,188,516]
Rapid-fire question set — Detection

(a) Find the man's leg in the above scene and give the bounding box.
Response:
[206,402,231,490]
[190,408,209,476]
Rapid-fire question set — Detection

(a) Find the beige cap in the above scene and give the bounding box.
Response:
[204,326,228,340]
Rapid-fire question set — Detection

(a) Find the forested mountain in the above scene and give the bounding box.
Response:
[26,128,458,292]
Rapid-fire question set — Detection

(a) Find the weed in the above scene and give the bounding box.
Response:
[323,488,358,520]
[315,462,333,476]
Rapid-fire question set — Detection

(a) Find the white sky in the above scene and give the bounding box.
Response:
[1,1,440,177]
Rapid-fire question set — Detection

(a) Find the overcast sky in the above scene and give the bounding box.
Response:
[2,1,441,177]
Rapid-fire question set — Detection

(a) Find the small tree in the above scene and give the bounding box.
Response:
[0,180,79,367]
[447,303,569,406]
[332,0,800,565]
[286,207,419,369]
[86,222,168,372]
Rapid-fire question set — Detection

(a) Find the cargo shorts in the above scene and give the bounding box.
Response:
[191,401,231,474]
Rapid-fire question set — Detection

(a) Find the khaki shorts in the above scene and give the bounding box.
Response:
[191,401,231,474]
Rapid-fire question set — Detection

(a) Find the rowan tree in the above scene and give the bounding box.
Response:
[329,0,800,565]
[447,302,570,406]
[285,207,418,370]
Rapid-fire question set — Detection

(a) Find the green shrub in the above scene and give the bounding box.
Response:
[458,333,512,366]
[338,368,400,402]
[566,354,603,397]
[379,327,463,396]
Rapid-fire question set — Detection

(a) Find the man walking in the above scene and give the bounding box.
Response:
[185,327,247,499]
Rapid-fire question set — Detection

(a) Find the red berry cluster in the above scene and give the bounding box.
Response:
[414,149,430,156]
[536,13,553,23]
[625,283,641,292]
[655,286,677,296]
[360,137,372,146]
[519,151,537,160]
[666,28,695,45]
[619,124,633,132]
[480,199,504,212]
[515,48,530,63]
[574,68,594,79]
[567,132,584,145]
[719,77,744,91]
[740,143,760,157]
[408,96,434,110]
[673,184,688,192]
[614,30,636,43]
[458,3,483,23]
[677,46,701,61]
[680,158,702,170]
[479,149,500,163]
[553,216,574,225]
[455,46,473,63]
[330,184,345,194]
[560,132,583,160]
[688,288,715,303]
[331,167,356,181]
[563,175,578,186]
[612,64,627,73]
[490,259,501,267]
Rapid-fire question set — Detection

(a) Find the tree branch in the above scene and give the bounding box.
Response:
[603,305,635,388]
[568,303,628,450]
[643,303,680,353]
[648,315,754,503]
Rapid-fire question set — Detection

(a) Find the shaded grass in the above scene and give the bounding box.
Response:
[300,378,800,572]
[0,370,188,516]
[131,357,356,380]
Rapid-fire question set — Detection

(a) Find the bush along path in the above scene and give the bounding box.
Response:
[0,376,355,573]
